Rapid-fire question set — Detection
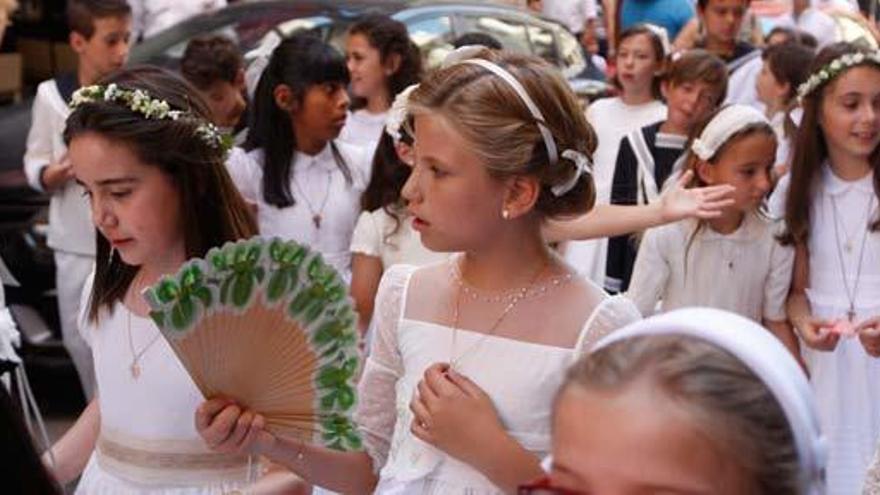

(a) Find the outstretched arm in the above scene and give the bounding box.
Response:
[543,171,734,242]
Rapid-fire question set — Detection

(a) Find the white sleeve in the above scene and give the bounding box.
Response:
[625,226,671,317]
[575,295,641,354]
[23,84,58,192]
[763,224,794,322]
[350,211,381,257]
[224,147,261,205]
[354,264,414,474]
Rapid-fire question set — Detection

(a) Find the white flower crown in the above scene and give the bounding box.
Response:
[70,84,232,153]
[797,51,880,102]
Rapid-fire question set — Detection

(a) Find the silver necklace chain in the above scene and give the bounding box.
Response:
[830,195,875,321]
[292,167,332,230]
[127,306,162,379]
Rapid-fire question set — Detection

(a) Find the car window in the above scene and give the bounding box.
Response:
[526,22,559,66]
[455,14,530,54]
[407,15,456,68]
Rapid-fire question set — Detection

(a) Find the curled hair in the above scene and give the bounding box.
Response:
[613,24,666,99]
[557,335,801,494]
[348,14,423,109]
[663,49,728,106]
[181,35,244,91]
[781,42,880,245]
[246,33,352,208]
[64,66,258,322]
[408,49,597,219]
[361,119,414,244]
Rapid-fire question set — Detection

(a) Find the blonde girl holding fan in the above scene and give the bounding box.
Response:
[196,49,643,494]
[780,42,880,494]
[626,105,800,360]
[41,66,282,493]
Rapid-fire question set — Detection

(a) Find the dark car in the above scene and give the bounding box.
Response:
[128,0,609,101]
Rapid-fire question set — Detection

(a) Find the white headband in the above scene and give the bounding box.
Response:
[691,105,770,161]
[643,23,672,56]
[445,50,592,196]
[593,308,827,494]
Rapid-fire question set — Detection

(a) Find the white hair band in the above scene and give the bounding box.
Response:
[691,105,770,161]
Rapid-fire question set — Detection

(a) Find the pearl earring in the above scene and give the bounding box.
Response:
[502,209,510,220]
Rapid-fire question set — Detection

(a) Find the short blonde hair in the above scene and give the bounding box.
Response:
[408,49,597,219]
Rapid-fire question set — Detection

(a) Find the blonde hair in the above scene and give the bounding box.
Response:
[557,335,801,494]
[408,49,597,219]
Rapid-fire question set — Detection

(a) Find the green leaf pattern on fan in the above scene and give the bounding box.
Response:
[143,237,362,451]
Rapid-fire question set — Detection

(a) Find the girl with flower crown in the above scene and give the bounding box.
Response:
[778,42,880,494]
[39,66,308,494]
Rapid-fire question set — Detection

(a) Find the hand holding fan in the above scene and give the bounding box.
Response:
[143,237,362,451]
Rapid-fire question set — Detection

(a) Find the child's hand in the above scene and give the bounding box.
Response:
[40,154,74,192]
[409,364,504,464]
[195,398,276,456]
[658,170,735,223]
[857,317,880,357]
[794,317,840,351]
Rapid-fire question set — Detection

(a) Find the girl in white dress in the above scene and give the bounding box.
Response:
[340,14,422,158]
[565,23,668,284]
[781,43,880,495]
[539,308,826,494]
[43,67,264,494]
[227,34,371,280]
[626,105,799,360]
[196,48,642,494]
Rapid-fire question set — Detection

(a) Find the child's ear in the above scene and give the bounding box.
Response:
[383,53,402,77]
[234,68,246,90]
[273,84,297,113]
[660,80,672,100]
[695,160,715,185]
[70,31,87,54]
[778,81,792,101]
[501,175,540,220]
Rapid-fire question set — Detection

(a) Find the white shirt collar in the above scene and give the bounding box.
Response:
[822,162,875,197]
[691,211,769,243]
[293,142,337,173]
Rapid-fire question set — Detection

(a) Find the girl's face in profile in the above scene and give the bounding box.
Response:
[70,132,185,268]
[697,132,775,214]
[402,113,510,253]
[346,33,388,102]
[550,381,751,495]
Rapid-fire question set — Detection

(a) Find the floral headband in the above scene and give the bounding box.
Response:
[70,84,233,154]
[797,50,880,102]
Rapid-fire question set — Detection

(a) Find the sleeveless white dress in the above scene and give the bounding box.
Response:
[353,263,641,493]
[74,274,255,494]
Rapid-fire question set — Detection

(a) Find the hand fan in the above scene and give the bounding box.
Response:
[143,236,362,451]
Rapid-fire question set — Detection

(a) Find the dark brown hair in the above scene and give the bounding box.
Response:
[180,35,244,91]
[408,49,597,219]
[762,42,815,103]
[781,42,880,246]
[613,24,666,99]
[67,0,131,39]
[664,49,728,106]
[361,119,414,244]
[348,14,423,110]
[64,66,258,322]
[556,335,801,494]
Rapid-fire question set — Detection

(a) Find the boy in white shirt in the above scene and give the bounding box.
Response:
[23,0,132,400]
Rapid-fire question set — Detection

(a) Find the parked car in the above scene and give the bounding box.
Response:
[128,0,610,102]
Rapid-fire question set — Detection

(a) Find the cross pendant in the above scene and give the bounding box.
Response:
[312,214,322,229]
[130,362,141,379]
[848,308,856,322]
[845,242,853,253]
